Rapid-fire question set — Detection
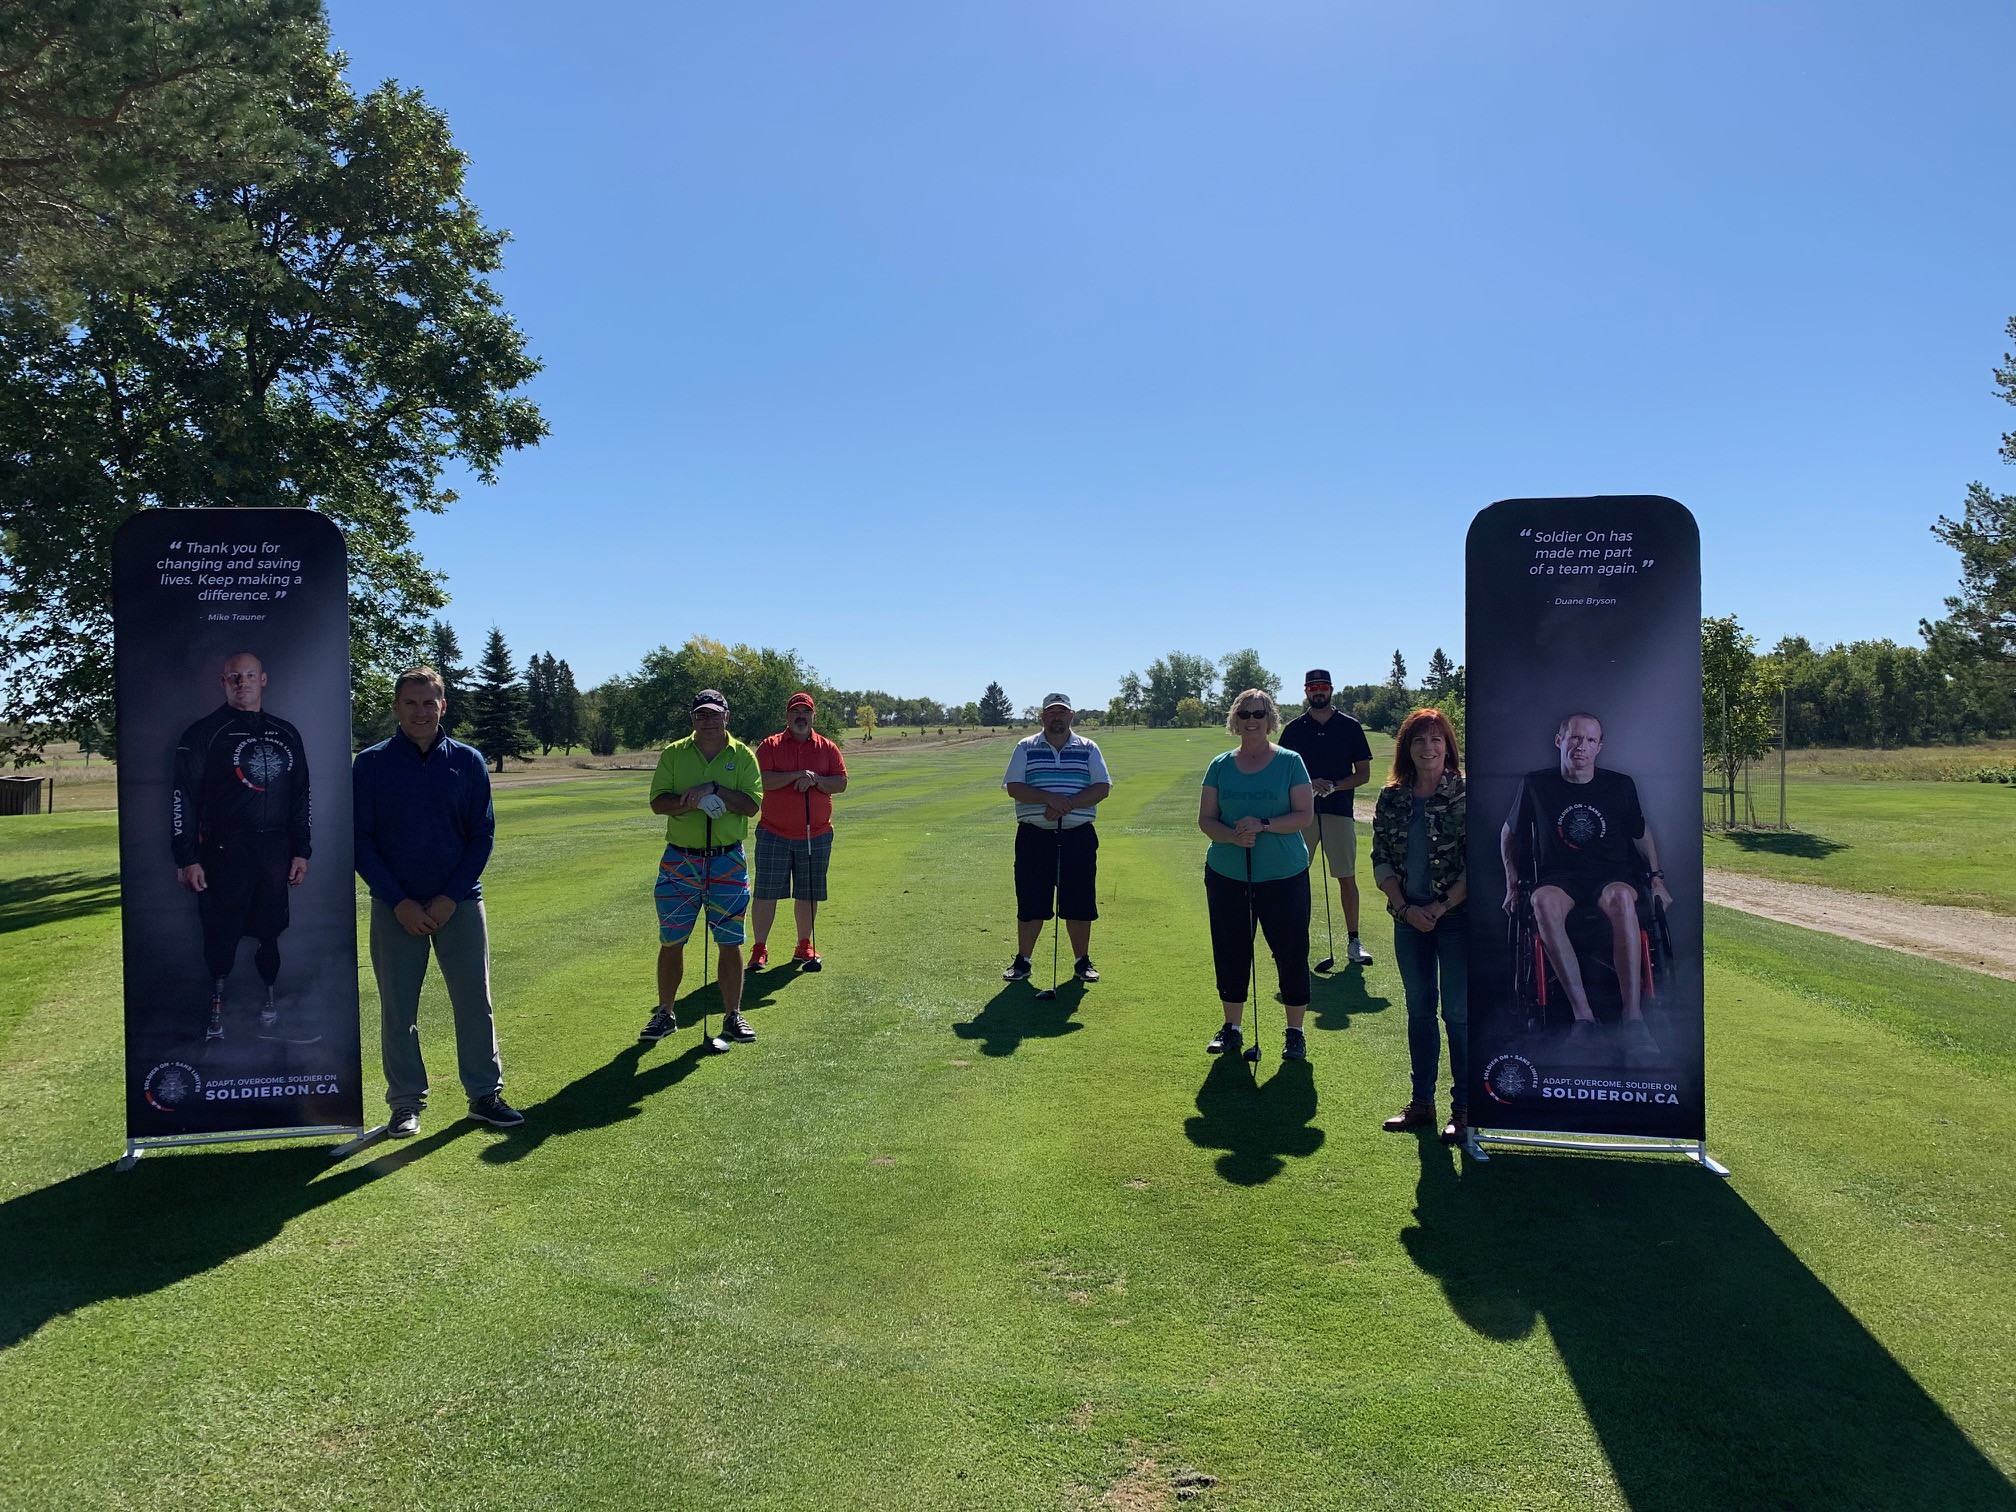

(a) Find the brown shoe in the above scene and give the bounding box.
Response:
[1382,1101,1436,1132]
[1441,1110,1469,1145]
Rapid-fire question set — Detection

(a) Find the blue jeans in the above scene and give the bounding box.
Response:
[1392,905,1468,1111]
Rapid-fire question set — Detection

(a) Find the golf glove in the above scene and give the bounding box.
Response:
[698,792,728,819]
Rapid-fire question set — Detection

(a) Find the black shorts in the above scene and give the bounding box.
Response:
[1535,872,1636,911]
[1014,822,1098,922]
[199,830,293,941]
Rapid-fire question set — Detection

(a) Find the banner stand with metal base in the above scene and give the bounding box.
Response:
[1466,1128,1729,1175]
[117,1124,376,1172]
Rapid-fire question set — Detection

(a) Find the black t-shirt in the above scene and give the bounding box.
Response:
[1278,709,1373,816]
[1508,767,1644,882]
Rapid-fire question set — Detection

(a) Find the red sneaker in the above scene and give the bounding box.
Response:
[793,939,822,969]
[749,942,769,969]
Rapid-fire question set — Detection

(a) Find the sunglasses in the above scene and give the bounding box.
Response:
[1236,709,1269,720]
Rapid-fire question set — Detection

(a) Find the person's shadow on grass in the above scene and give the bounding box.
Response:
[1306,965,1390,1034]
[1720,830,1848,859]
[480,1040,713,1164]
[1183,1054,1324,1186]
[1401,1140,2016,1509]
[0,1126,473,1354]
[953,982,1085,1058]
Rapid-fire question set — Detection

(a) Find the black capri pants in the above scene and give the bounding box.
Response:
[1015,822,1099,921]
[1205,863,1310,1006]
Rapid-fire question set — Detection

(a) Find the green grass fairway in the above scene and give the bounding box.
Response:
[2,731,2013,1510]
[1705,777,2016,914]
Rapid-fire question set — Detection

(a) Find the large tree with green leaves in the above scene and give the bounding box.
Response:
[0,0,324,303]
[1217,648,1280,707]
[0,50,544,763]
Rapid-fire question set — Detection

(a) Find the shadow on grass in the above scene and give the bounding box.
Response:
[0,1127,474,1353]
[1402,1143,2016,1509]
[480,1041,713,1164]
[953,983,1086,1057]
[1306,964,1390,1033]
[0,871,120,935]
[1183,1054,1323,1186]
[1718,830,1848,860]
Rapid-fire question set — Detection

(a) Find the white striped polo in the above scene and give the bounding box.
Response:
[1002,731,1112,828]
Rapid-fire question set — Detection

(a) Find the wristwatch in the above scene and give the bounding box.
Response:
[1258,815,1271,828]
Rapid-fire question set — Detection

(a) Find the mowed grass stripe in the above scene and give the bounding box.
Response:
[0,730,2012,1510]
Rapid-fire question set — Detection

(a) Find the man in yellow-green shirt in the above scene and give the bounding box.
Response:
[639,688,765,1049]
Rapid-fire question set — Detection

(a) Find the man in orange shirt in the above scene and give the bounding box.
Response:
[751,692,850,969]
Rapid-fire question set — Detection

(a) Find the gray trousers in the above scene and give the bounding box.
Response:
[369,898,505,1112]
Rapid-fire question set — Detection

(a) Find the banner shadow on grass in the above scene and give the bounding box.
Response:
[1184,1054,1323,1186]
[1401,1144,2016,1510]
[952,983,1086,1057]
[480,1041,713,1164]
[0,1130,470,1353]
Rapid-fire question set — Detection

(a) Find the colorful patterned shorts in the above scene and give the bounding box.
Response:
[653,844,751,947]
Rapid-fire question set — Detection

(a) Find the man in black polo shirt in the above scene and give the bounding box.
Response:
[171,651,311,1041]
[1278,669,1374,966]
[1500,712,1673,1038]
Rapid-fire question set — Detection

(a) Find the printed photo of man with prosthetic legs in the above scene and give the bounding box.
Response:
[171,652,313,1043]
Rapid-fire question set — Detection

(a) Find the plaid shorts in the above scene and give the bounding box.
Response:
[753,827,833,901]
[654,844,750,947]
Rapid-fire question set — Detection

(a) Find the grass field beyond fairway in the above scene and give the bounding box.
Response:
[1704,777,2016,914]
[1,730,2012,1511]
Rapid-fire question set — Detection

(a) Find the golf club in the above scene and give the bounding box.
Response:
[1033,816,1062,1001]
[1243,841,1263,1063]
[699,813,730,1054]
[801,785,822,971]
[1313,819,1336,973]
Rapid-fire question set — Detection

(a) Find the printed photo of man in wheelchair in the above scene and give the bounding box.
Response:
[1499,712,1675,1054]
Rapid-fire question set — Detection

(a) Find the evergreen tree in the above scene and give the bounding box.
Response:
[1424,648,1455,696]
[427,621,471,736]
[554,660,583,752]
[1387,650,1409,692]
[469,628,534,772]
[525,650,556,754]
[978,681,1013,725]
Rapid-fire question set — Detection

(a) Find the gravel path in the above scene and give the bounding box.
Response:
[1706,869,2016,980]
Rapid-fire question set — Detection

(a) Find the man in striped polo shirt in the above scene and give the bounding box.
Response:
[1001,693,1113,984]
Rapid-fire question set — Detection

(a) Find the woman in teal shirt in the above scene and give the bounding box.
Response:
[1197,688,1317,1060]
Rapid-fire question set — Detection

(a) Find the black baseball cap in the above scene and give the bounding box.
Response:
[1304,669,1333,685]
[692,688,729,713]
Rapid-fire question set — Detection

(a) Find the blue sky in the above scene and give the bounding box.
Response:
[328,0,2016,707]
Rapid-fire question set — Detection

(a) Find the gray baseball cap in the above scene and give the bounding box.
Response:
[1041,692,1073,710]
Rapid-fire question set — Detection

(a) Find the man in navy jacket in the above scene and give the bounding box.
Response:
[353,666,523,1136]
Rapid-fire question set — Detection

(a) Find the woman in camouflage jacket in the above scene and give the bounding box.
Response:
[1370,708,1470,1145]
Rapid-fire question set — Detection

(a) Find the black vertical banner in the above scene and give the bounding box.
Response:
[113,509,363,1140]
[1466,497,1704,1141]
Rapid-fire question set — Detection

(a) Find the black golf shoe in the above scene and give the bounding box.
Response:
[1283,1027,1308,1061]
[1074,956,1100,982]
[722,1010,757,1043]
[1207,1023,1244,1056]
[388,1108,420,1139]
[468,1093,525,1128]
[638,1006,677,1043]
[1002,955,1033,982]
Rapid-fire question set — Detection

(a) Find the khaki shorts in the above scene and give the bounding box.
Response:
[1310,811,1357,878]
